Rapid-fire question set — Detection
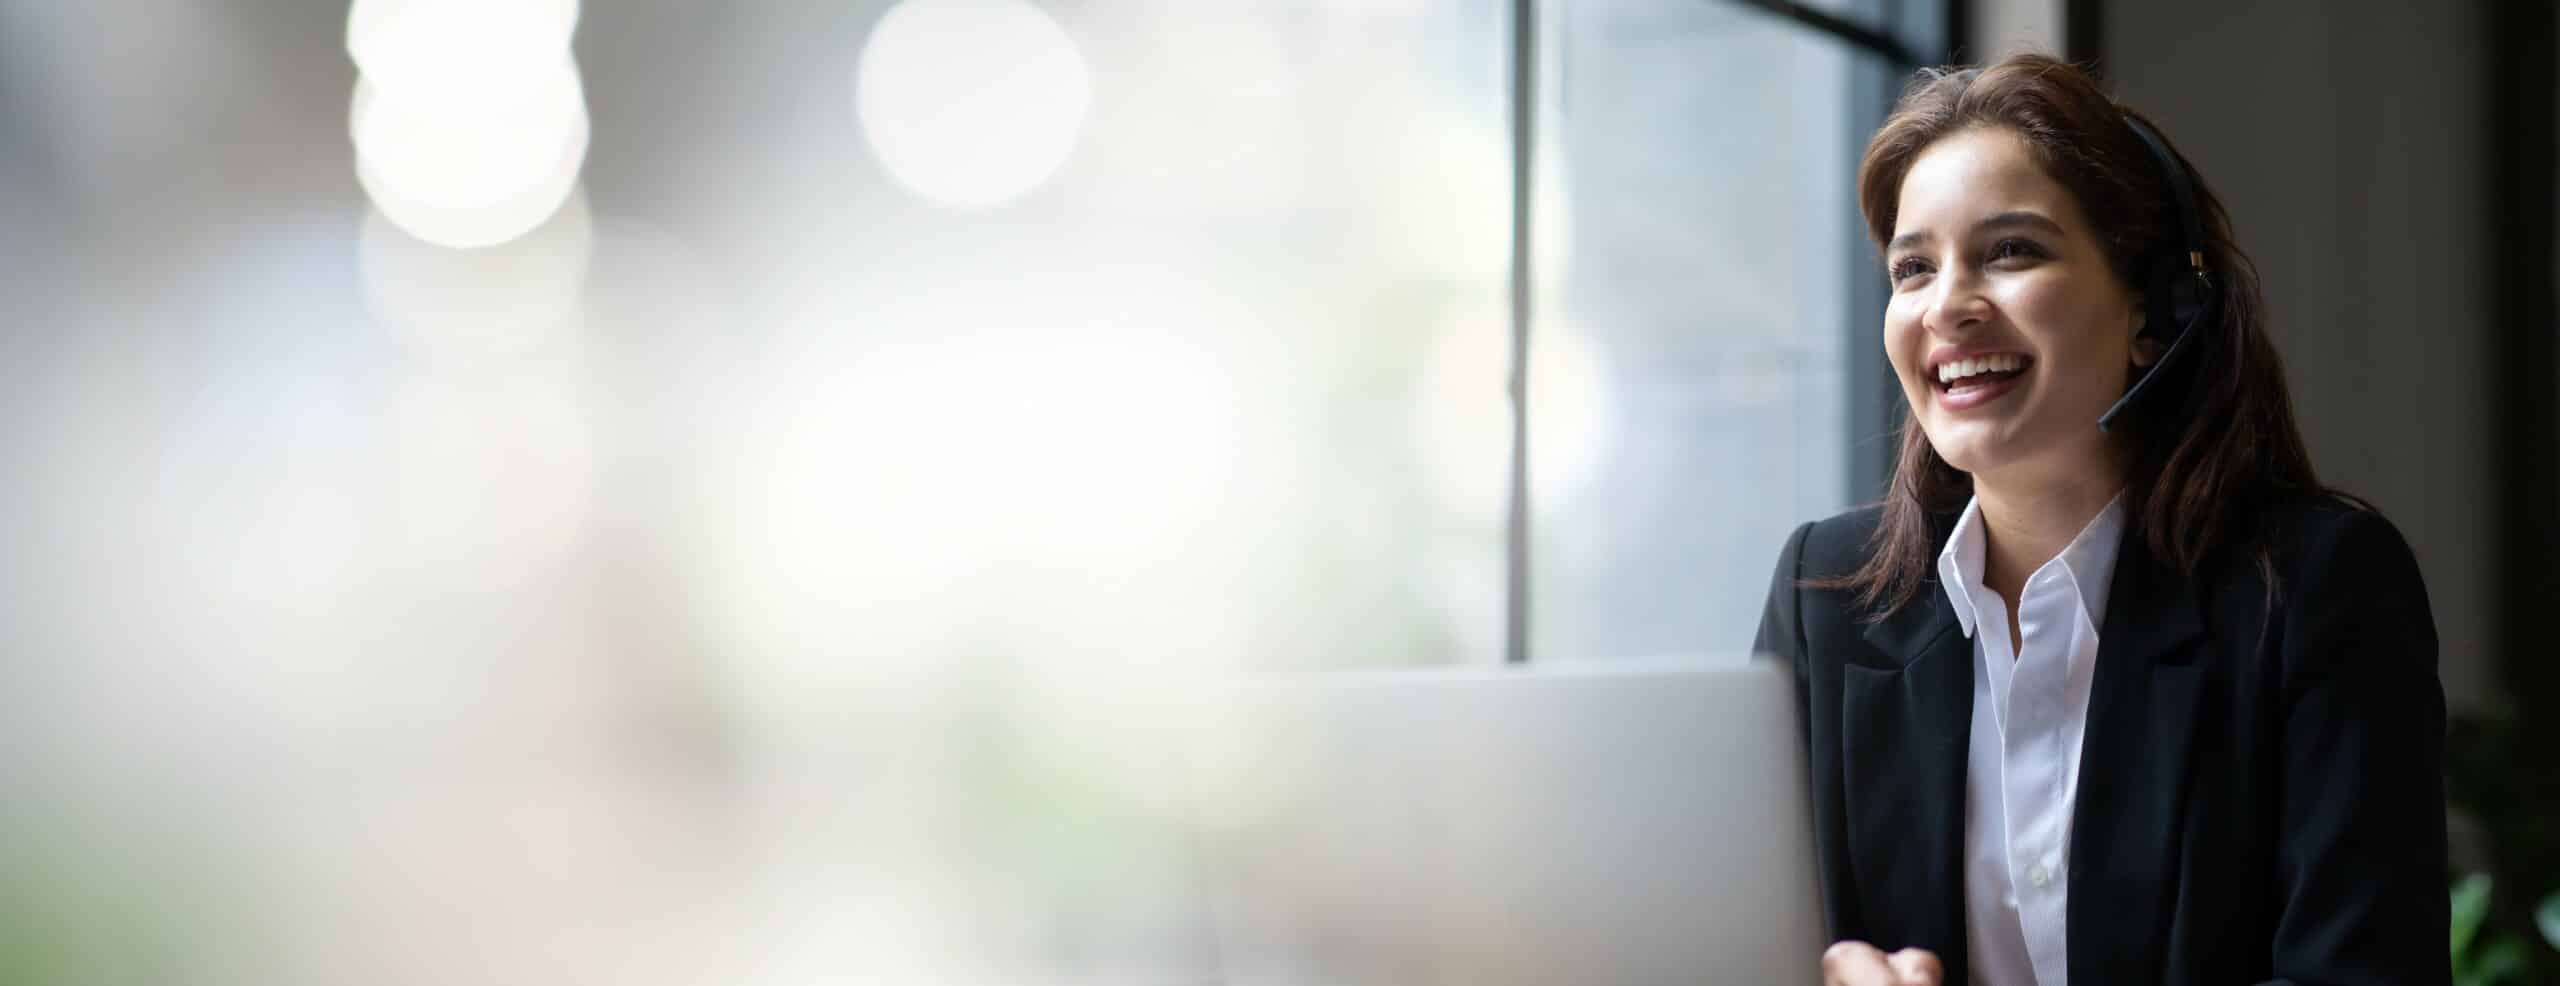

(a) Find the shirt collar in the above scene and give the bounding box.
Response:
[2055,491,2131,631]
[1935,491,2130,639]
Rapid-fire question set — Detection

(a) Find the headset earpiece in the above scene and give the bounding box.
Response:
[2138,248,2213,343]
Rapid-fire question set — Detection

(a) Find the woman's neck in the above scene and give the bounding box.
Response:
[1972,461,2125,603]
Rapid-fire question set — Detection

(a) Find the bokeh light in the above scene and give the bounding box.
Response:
[854,0,1092,209]
[346,0,579,109]
[693,329,1247,700]
[346,0,588,247]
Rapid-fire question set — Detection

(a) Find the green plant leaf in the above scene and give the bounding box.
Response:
[2475,936,2527,985]
[2537,890,2560,952]
[2453,873,2494,958]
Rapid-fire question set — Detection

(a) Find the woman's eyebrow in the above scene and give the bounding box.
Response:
[1976,210,2065,237]
[1887,210,2066,255]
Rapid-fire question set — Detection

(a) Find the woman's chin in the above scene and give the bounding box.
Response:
[1929,425,2120,490]
[1926,433,2038,481]
[1922,427,2007,476]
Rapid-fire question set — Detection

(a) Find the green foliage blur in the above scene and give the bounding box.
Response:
[2450,874,2560,986]
[2449,711,2560,985]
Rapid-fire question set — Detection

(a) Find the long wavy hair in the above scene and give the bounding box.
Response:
[1818,53,2338,618]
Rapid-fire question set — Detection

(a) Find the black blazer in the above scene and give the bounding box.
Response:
[1754,496,2448,986]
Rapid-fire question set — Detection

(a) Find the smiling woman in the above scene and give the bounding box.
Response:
[1828,58,2326,623]
[1881,128,2154,516]
[1757,54,2450,986]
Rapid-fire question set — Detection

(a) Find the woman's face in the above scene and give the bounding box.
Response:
[1882,126,2154,487]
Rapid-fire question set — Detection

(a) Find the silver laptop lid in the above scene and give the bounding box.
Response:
[1181,657,1822,986]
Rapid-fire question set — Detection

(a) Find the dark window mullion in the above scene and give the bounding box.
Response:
[1728,0,1927,66]
[1504,0,1537,665]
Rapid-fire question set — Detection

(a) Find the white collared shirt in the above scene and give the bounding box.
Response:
[1937,493,2127,986]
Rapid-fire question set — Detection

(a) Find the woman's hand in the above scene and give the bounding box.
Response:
[1821,941,1942,986]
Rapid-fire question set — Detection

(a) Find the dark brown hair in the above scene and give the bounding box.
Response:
[1820,53,2336,618]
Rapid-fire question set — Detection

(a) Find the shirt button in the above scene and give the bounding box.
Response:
[2027,863,2051,888]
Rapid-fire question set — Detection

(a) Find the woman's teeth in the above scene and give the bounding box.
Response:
[1937,353,2028,390]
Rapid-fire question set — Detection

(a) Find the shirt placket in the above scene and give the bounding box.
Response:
[2007,571,2074,984]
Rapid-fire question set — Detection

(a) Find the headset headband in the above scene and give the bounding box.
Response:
[2121,114,2204,274]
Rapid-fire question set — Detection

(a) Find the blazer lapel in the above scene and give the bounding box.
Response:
[1851,587,1974,977]
[2066,540,2207,984]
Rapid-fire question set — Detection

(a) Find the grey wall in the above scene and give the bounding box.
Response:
[2104,2,2499,711]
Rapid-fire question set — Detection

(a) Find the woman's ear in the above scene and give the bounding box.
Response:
[2131,330,2165,368]
[2128,300,2160,367]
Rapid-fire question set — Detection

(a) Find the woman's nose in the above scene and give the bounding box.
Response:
[1922,268,1993,336]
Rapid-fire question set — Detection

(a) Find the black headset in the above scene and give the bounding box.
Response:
[2096,113,2219,433]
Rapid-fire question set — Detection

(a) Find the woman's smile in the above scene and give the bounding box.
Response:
[1929,349,2035,410]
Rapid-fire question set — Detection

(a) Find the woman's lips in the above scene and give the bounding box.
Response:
[1936,371,2024,411]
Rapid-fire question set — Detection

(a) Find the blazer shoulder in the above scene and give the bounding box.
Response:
[2246,491,2421,579]
[1798,504,1886,582]
[2223,492,2433,656]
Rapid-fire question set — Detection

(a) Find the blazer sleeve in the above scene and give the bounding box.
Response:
[1753,521,1815,736]
[1754,521,1863,944]
[2258,510,2450,986]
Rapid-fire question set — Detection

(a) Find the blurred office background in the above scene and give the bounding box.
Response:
[0,0,2550,983]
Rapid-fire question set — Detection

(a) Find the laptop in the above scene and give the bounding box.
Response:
[1178,657,1824,986]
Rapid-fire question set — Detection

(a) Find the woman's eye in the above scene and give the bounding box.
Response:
[1988,238,2048,263]
[1888,258,1932,284]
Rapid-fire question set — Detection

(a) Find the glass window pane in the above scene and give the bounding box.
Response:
[1070,0,1517,668]
[672,0,1519,673]
[1531,0,1888,661]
